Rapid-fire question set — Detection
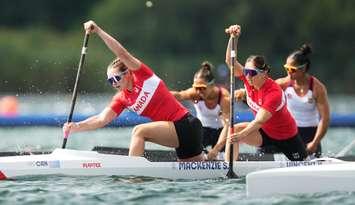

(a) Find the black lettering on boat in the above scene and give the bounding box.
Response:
[34,161,48,167]
[177,161,228,170]
[286,161,324,167]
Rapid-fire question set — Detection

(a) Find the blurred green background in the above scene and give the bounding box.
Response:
[1,0,354,94]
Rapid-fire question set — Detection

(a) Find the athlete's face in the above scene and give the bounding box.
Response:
[284,57,306,80]
[193,78,213,99]
[244,61,265,87]
[107,67,129,91]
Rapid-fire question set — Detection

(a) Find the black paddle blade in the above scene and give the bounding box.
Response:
[226,143,239,179]
[226,169,238,178]
[226,156,239,179]
[62,138,67,149]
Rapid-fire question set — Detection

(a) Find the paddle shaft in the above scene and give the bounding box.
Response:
[226,36,238,178]
[62,32,90,149]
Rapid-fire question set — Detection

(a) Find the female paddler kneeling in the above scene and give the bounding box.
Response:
[224,24,308,161]
[63,20,205,161]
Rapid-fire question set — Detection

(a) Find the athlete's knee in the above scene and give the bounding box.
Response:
[131,125,147,139]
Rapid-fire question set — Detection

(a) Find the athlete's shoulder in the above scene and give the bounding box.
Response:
[311,76,326,89]
[311,76,328,97]
[217,86,229,96]
[133,63,155,78]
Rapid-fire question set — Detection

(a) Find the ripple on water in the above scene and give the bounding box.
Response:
[0,175,355,205]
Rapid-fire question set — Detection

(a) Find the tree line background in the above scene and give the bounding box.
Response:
[0,0,354,94]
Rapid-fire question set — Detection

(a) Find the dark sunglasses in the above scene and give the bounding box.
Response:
[107,70,128,85]
[243,67,264,77]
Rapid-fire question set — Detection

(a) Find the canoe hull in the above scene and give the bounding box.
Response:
[246,162,355,197]
[0,148,343,180]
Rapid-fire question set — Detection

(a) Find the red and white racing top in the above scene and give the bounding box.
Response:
[110,63,188,121]
[240,75,297,140]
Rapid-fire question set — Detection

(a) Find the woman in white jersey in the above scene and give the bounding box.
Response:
[171,62,230,160]
[276,44,330,157]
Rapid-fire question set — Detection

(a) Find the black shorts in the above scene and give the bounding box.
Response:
[258,129,307,161]
[202,127,224,151]
[174,113,203,159]
[299,127,322,157]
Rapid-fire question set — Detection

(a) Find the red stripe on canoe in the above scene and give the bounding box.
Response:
[0,171,7,180]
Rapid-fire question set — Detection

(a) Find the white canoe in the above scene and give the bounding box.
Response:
[246,162,355,197]
[0,148,346,180]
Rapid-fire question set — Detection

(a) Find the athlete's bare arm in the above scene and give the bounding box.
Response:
[275,76,291,90]
[225,25,244,77]
[219,88,231,125]
[207,89,230,160]
[309,78,330,153]
[63,107,117,134]
[84,20,141,71]
[170,88,196,101]
[232,108,272,142]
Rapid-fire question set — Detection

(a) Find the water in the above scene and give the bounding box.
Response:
[1,126,355,205]
[1,94,355,204]
[0,177,245,205]
[1,175,355,205]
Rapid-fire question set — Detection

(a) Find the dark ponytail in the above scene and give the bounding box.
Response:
[194,61,215,84]
[246,55,271,73]
[289,43,312,71]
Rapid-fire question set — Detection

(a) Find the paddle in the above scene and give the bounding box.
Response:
[226,36,238,178]
[62,31,90,149]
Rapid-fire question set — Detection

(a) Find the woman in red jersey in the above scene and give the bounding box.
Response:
[63,20,204,161]
[224,24,307,161]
